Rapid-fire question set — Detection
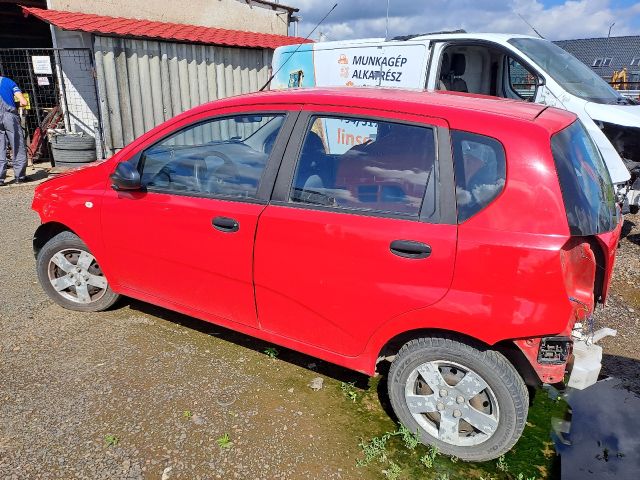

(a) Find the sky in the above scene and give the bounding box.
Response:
[284,0,640,41]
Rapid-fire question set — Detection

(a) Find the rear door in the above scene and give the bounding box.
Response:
[254,106,457,356]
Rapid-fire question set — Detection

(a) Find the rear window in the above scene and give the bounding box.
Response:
[452,131,507,222]
[552,121,619,235]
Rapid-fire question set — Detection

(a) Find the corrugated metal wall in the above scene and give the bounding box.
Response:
[93,35,272,157]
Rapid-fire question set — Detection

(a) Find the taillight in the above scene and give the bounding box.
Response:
[560,239,596,315]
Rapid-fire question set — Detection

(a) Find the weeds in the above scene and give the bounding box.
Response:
[357,431,393,466]
[264,347,279,359]
[216,433,233,449]
[104,434,119,447]
[496,454,509,473]
[397,424,420,450]
[515,474,537,480]
[341,381,358,402]
[382,461,402,479]
[357,424,423,467]
[419,444,439,468]
[182,410,193,419]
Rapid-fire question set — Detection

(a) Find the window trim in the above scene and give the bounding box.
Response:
[128,110,299,202]
[271,110,456,225]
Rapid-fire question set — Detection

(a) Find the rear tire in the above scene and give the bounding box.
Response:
[387,335,528,462]
[36,231,120,312]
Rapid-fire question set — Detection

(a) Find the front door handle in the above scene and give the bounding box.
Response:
[390,240,431,259]
[212,216,239,233]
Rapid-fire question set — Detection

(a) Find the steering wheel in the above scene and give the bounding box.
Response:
[203,150,238,194]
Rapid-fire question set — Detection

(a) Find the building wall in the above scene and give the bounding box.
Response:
[93,35,272,156]
[47,0,290,36]
[50,28,100,139]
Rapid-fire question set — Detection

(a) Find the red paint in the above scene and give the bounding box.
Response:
[22,7,311,50]
[32,88,621,382]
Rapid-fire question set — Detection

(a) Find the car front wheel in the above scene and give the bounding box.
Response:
[36,231,120,312]
[387,335,528,462]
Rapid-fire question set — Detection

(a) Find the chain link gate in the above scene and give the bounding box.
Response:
[0,48,101,163]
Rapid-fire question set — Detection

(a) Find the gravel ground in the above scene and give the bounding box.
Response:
[0,181,372,479]
[2,179,640,479]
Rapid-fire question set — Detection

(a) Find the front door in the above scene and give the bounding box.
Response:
[254,108,458,356]
[101,110,293,327]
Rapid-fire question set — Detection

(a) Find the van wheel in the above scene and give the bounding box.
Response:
[387,336,528,462]
[36,231,120,312]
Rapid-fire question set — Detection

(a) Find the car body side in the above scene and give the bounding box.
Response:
[32,89,615,382]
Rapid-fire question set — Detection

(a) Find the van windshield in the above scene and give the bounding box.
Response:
[509,38,628,105]
[552,121,619,235]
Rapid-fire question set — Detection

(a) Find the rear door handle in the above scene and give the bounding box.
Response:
[390,240,431,259]
[212,216,239,233]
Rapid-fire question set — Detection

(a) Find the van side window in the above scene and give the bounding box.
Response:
[289,116,438,219]
[507,58,537,101]
[452,131,506,222]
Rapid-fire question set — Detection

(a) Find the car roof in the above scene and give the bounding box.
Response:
[274,33,538,49]
[204,87,575,125]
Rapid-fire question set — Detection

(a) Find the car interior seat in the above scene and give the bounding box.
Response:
[439,53,451,90]
[450,54,469,93]
[295,131,327,191]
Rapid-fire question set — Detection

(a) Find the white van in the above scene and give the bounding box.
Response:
[271,33,640,211]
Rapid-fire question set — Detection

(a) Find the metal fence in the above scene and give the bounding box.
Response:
[93,36,272,156]
[0,48,100,160]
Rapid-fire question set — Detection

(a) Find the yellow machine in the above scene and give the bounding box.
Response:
[611,67,628,90]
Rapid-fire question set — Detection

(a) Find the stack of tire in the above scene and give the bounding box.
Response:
[50,134,97,168]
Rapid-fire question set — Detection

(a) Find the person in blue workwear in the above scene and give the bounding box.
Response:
[0,75,29,186]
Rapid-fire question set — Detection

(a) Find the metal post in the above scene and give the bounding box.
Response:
[25,50,43,128]
[385,0,391,40]
[53,49,72,131]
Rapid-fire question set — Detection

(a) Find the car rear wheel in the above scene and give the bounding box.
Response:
[387,336,528,462]
[36,231,120,312]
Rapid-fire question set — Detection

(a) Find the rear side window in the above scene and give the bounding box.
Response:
[289,116,438,219]
[552,121,618,235]
[452,131,506,222]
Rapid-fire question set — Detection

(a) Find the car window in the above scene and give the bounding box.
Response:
[507,57,537,101]
[140,114,285,198]
[552,120,618,235]
[452,131,506,222]
[289,116,438,219]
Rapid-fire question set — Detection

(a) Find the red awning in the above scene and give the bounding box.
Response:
[22,6,311,50]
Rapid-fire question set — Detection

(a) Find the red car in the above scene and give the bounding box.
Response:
[32,88,621,461]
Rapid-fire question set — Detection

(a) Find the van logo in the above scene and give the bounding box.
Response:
[338,54,348,65]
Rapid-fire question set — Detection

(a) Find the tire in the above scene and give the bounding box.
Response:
[51,147,97,164]
[36,231,120,312]
[50,135,96,151]
[387,335,528,462]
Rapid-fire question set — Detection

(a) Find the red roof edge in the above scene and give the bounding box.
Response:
[21,6,312,49]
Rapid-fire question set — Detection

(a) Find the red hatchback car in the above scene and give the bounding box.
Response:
[32,88,621,461]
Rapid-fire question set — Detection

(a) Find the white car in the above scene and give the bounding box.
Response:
[272,32,640,211]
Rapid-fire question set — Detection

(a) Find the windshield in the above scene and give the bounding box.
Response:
[552,121,619,235]
[509,38,626,104]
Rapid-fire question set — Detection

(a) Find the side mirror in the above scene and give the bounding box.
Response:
[110,162,141,191]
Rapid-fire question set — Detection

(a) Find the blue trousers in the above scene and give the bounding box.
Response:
[0,101,27,182]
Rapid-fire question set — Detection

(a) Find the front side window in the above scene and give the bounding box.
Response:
[289,116,438,219]
[452,131,507,222]
[552,121,618,235]
[507,57,537,101]
[140,114,285,198]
